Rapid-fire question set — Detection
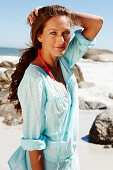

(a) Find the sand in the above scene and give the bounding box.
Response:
[78,110,113,170]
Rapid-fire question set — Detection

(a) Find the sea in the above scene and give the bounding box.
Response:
[0,47,21,64]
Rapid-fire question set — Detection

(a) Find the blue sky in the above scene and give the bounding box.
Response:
[0,0,113,51]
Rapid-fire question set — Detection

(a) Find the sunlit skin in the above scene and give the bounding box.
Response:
[37,15,71,68]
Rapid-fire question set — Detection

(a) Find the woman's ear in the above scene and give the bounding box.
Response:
[37,34,42,42]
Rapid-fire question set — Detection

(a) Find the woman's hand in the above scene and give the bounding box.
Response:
[29,150,44,170]
[27,7,42,26]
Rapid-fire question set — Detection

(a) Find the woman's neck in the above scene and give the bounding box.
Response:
[40,49,58,69]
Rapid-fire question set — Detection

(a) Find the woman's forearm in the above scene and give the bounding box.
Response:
[71,12,104,40]
[29,150,44,170]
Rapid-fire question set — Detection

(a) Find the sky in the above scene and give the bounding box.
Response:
[0,0,113,51]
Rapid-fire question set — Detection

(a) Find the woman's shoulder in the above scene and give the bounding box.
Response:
[18,63,46,90]
[18,64,46,95]
[24,63,47,80]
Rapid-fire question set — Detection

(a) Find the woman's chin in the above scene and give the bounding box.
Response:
[54,49,66,57]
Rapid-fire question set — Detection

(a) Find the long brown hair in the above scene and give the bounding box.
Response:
[8,5,73,112]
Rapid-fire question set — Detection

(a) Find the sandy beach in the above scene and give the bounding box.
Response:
[0,58,113,170]
[78,110,113,170]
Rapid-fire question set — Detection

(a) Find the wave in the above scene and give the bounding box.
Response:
[0,55,19,64]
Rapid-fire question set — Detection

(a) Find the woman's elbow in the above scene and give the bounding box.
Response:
[91,16,104,38]
[97,16,104,30]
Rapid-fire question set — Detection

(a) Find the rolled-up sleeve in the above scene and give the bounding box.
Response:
[63,29,96,68]
[17,74,46,151]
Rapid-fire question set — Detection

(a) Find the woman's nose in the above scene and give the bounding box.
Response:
[57,35,65,44]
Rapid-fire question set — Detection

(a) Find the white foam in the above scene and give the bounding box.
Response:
[0,55,19,64]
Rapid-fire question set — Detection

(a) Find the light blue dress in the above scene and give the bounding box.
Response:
[8,29,95,170]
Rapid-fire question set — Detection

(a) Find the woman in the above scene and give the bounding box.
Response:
[8,5,103,170]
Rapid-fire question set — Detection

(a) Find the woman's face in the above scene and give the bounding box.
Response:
[37,15,71,58]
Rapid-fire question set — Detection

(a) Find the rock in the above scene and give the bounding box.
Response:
[86,101,107,110]
[0,61,16,68]
[0,71,8,82]
[79,97,90,110]
[79,97,107,110]
[0,88,22,125]
[109,93,113,99]
[78,81,95,88]
[0,69,14,90]
[0,88,9,97]
[0,103,15,117]
[0,83,10,89]
[71,64,95,88]
[4,69,14,81]
[89,110,113,144]
[0,103,22,126]
[83,48,113,62]
[71,64,84,83]
[103,145,111,149]
[0,84,2,90]
[0,88,10,105]
[111,143,113,148]
[0,81,10,91]
[3,112,23,126]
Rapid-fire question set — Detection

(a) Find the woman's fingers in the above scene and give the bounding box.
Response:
[35,6,42,16]
[31,11,37,20]
[27,14,34,26]
[27,6,42,26]
[34,8,38,16]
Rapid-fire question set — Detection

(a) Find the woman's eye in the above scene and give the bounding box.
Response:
[50,32,56,35]
[64,31,70,34]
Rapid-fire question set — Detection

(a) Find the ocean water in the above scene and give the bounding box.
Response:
[0,47,20,64]
[0,47,19,56]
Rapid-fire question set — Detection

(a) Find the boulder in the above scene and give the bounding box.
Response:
[4,69,14,81]
[83,48,113,62]
[0,71,8,82]
[79,97,90,110]
[79,97,107,110]
[89,110,113,144]
[0,88,22,125]
[71,64,95,88]
[0,61,16,68]
[0,88,9,105]
[2,103,22,126]
[0,69,14,90]
[0,103,22,126]
[78,81,95,88]
[71,64,84,83]
[109,93,113,99]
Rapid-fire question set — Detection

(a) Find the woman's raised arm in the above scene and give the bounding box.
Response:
[27,7,103,40]
[71,12,104,41]
[27,7,104,40]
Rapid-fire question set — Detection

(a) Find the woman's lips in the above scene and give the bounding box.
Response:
[56,46,65,49]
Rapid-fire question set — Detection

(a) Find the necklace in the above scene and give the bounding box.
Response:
[38,49,56,81]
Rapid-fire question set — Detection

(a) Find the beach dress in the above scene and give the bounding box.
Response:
[8,29,95,170]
